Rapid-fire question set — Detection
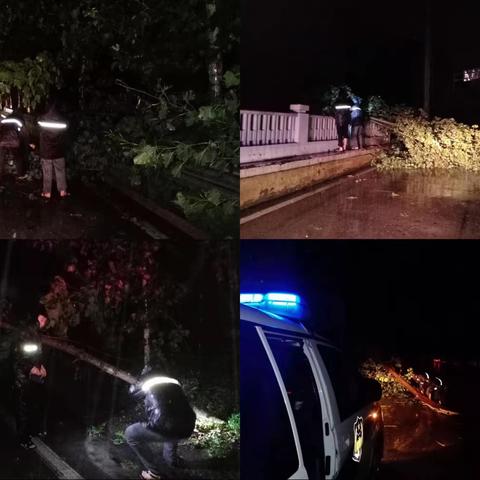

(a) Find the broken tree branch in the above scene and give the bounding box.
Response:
[1,320,137,385]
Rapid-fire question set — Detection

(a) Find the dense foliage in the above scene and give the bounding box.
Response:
[0,53,61,110]
[34,240,238,371]
[192,413,240,458]
[0,0,239,237]
[360,359,412,400]
[374,113,480,171]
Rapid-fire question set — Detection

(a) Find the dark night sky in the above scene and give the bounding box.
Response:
[242,0,480,116]
[241,241,480,360]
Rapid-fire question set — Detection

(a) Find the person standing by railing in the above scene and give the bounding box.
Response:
[334,92,352,152]
[350,100,365,150]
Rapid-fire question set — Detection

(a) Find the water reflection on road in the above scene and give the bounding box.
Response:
[241,168,480,239]
[378,363,480,479]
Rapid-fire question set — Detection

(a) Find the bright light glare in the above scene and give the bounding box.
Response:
[1,118,23,128]
[38,121,68,130]
[4,108,13,114]
[335,105,351,110]
[22,343,39,353]
[265,293,298,303]
[369,411,379,420]
[141,376,180,392]
[240,293,264,304]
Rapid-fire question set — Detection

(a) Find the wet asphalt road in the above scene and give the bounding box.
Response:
[0,403,54,479]
[0,176,148,239]
[241,168,480,239]
[378,364,480,480]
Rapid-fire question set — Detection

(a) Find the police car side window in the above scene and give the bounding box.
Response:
[317,345,366,421]
[268,335,325,480]
[241,322,299,480]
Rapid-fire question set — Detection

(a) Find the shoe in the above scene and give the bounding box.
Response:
[60,191,70,198]
[20,438,36,450]
[41,192,51,200]
[140,471,162,480]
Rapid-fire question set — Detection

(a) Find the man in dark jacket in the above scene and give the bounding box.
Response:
[0,110,29,179]
[334,93,352,152]
[125,372,196,480]
[37,101,69,199]
[350,99,365,150]
[14,327,47,449]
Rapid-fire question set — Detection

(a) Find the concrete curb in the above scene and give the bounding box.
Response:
[240,166,376,225]
[32,436,84,479]
[102,176,209,240]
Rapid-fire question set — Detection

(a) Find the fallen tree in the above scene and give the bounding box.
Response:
[1,320,224,423]
[386,367,459,416]
[1,320,137,384]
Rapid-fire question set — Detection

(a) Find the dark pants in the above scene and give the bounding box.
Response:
[125,422,179,476]
[41,158,67,194]
[336,124,349,147]
[16,381,47,441]
[351,124,365,149]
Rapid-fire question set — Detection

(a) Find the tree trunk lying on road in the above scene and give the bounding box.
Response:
[41,336,138,385]
[387,367,459,416]
[0,320,137,385]
[1,320,224,423]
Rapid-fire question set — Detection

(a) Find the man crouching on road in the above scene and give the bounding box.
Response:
[126,369,196,480]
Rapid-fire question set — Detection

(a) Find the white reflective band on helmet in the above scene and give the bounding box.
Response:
[335,105,351,110]
[38,121,68,130]
[352,106,361,111]
[22,343,40,353]
[141,376,180,392]
[1,118,23,128]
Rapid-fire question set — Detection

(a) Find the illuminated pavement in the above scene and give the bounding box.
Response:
[378,364,480,479]
[241,168,480,239]
[378,398,463,480]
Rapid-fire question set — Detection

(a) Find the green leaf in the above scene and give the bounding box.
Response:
[224,70,240,88]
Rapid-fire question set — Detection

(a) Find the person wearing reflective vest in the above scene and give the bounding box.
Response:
[37,101,69,199]
[14,314,49,450]
[334,94,352,152]
[350,100,365,150]
[125,370,196,480]
[0,110,29,179]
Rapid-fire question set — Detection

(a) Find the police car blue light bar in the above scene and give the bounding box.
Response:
[240,293,264,304]
[240,291,305,319]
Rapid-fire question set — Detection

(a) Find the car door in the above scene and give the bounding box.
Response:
[265,331,326,480]
[241,320,308,480]
[314,344,380,479]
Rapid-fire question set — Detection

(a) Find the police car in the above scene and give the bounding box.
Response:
[241,292,384,480]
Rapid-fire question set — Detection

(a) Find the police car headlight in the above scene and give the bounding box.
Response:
[22,343,40,354]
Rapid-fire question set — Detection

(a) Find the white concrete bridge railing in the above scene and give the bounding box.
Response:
[240,104,391,165]
[240,110,298,146]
